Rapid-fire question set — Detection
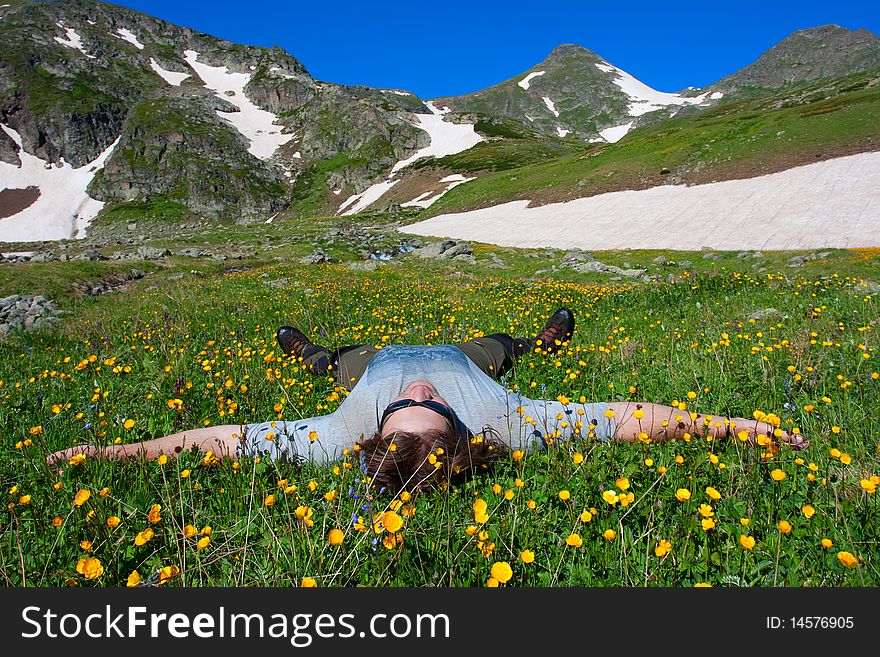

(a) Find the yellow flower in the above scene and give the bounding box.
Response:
[19,495,31,505]
[573,452,584,464]
[603,529,617,541]
[580,510,593,523]
[126,570,142,587]
[148,504,162,524]
[675,488,691,502]
[264,494,276,507]
[604,409,615,419]
[644,458,654,467]
[602,490,619,505]
[99,487,110,497]
[324,490,337,502]
[698,503,714,518]
[134,528,154,546]
[860,479,877,494]
[157,565,180,584]
[328,528,344,545]
[558,490,570,501]
[107,516,121,528]
[490,561,513,584]
[180,469,190,478]
[183,524,197,538]
[197,536,211,550]
[157,454,168,465]
[566,533,583,547]
[381,510,403,533]
[740,535,756,550]
[29,425,43,435]
[821,538,833,549]
[615,477,630,491]
[839,453,852,465]
[76,557,103,579]
[300,577,317,587]
[473,499,489,523]
[701,518,716,531]
[837,551,858,568]
[770,469,787,481]
[52,516,63,527]
[829,448,841,459]
[73,489,91,506]
[694,582,712,588]
[80,540,92,551]
[486,577,499,587]
[802,505,816,519]
[520,550,535,564]
[740,518,751,526]
[654,540,672,557]
[705,486,721,501]
[778,520,793,534]
[512,450,524,461]
[123,419,135,430]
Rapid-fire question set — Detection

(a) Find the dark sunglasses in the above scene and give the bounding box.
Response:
[379,399,472,437]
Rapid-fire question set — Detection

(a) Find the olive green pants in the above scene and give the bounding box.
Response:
[304,334,531,391]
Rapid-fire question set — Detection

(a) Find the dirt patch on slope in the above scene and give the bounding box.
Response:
[0,187,40,219]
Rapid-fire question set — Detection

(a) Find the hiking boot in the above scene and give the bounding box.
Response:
[534,308,575,353]
[276,326,313,358]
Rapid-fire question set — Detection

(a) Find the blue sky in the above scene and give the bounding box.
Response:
[112,0,880,98]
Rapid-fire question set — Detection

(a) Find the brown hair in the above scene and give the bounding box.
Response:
[358,426,505,494]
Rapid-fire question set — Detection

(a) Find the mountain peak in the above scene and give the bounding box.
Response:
[711,24,880,92]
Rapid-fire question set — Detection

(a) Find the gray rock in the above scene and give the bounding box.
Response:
[747,308,788,321]
[299,249,331,265]
[653,255,668,265]
[137,246,171,260]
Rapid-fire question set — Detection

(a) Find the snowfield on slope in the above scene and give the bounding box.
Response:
[183,50,293,160]
[401,152,880,251]
[0,125,119,242]
[340,101,483,215]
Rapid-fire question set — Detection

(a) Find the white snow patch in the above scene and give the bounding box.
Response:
[54,24,95,59]
[710,91,724,100]
[402,152,880,251]
[518,71,545,90]
[339,179,400,216]
[381,89,412,96]
[183,50,293,160]
[542,96,559,117]
[292,151,302,159]
[390,101,483,174]
[338,101,482,215]
[149,58,190,86]
[595,61,712,117]
[115,27,144,49]
[332,189,341,195]
[599,122,633,143]
[0,124,119,242]
[402,174,475,209]
[269,66,297,80]
[557,126,570,138]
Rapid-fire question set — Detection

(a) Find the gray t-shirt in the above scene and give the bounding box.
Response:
[240,345,614,463]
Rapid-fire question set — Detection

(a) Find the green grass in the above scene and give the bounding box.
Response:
[0,236,877,587]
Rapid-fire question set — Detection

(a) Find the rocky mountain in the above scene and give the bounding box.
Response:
[1,0,878,243]
[0,0,431,236]
[709,25,880,95]
[431,43,721,145]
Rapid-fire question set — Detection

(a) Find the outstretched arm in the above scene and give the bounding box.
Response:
[46,425,243,466]
[606,402,806,448]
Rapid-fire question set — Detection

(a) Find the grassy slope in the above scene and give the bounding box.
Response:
[420,70,880,217]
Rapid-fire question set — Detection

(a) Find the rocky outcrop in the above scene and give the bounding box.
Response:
[0,295,67,338]
[88,91,286,222]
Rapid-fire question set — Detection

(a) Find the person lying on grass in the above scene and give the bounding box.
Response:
[47,308,805,493]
